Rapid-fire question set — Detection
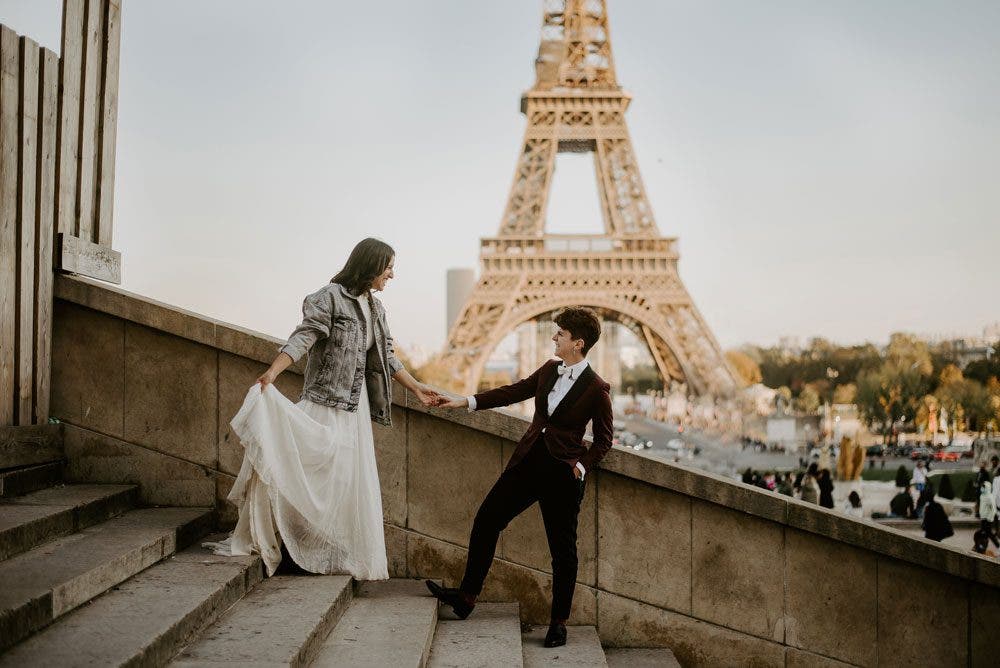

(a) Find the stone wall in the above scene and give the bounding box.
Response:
[50,275,999,667]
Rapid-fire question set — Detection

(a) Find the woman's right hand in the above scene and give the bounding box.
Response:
[256,369,278,391]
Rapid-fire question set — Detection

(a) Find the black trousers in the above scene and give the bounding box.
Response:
[460,437,585,621]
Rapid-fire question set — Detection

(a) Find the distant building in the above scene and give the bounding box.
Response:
[446,268,476,334]
[922,325,998,368]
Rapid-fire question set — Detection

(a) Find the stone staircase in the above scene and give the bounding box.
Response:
[0,460,680,666]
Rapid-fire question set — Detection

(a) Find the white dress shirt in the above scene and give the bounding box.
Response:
[467,358,590,479]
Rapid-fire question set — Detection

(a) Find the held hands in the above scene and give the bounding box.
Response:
[414,386,447,408]
[412,385,468,409]
[436,396,469,409]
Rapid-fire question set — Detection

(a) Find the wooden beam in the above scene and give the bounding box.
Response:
[96,0,120,247]
[16,38,39,426]
[0,26,18,426]
[76,0,105,243]
[56,0,85,238]
[35,49,59,424]
[58,231,121,283]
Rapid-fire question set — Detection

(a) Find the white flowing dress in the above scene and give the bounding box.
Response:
[206,297,388,580]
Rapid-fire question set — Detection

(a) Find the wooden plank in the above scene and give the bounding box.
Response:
[35,49,59,424]
[16,38,39,426]
[57,232,121,283]
[76,0,105,244]
[96,0,121,247]
[56,0,85,238]
[0,26,19,427]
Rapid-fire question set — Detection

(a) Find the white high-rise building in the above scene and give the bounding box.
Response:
[446,269,476,335]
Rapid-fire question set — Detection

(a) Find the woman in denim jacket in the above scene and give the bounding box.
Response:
[212,238,442,579]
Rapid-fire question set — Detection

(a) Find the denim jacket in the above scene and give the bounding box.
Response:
[279,283,404,426]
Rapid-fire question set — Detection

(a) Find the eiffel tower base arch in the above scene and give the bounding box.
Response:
[443,289,736,398]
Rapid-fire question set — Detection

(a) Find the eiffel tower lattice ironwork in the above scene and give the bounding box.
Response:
[442,0,737,396]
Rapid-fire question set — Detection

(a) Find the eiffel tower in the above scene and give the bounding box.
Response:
[442,0,737,397]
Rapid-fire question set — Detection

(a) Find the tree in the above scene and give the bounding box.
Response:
[934,365,994,434]
[965,358,1000,386]
[856,334,935,443]
[794,385,821,414]
[832,383,857,405]
[988,378,1000,433]
[916,394,940,435]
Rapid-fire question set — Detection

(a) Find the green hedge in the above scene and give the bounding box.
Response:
[927,471,978,502]
[861,467,909,482]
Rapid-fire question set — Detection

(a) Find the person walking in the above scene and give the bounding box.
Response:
[818,469,835,509]
[800,464,820,505]
[922,484,954,542]
[912,460,927,493]
[979,481,999,547]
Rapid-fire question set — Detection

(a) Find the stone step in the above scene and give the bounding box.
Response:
[522,625,607,667]
[0,461,63,498]
[603,648,682,668]
[0,506,212,651]
[427,602,523,668]
[0,539,263,667]
[0,425,62,470]
[0,483,137,560]
[172,573,353,667]
[311,578,438,668]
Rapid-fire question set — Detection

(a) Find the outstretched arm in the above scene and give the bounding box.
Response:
[471,361,552,411]
[435,361,554,411]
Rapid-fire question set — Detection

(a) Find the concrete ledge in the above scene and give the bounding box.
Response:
[47,272,1000,666]
[54,275,304,375]
[50,273,1000,590]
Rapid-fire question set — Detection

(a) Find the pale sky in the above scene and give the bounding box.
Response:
[2,1,998,358]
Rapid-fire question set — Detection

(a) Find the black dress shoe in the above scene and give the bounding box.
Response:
[425,580,474,619]
[544,622,567,648]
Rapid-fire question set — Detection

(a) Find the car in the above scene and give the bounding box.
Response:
[932,449,960,462]
[910,447,931,460]
[865,445,885,457]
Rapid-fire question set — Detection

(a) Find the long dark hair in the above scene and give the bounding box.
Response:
[331,238,395,295]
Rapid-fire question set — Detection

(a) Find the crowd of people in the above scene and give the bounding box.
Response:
[740,454,1000,558]
[740,463,837,509]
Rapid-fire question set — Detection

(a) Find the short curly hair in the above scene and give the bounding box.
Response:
[554,307,601,356]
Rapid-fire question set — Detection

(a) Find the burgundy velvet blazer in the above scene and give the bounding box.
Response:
[473,359,614,473]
